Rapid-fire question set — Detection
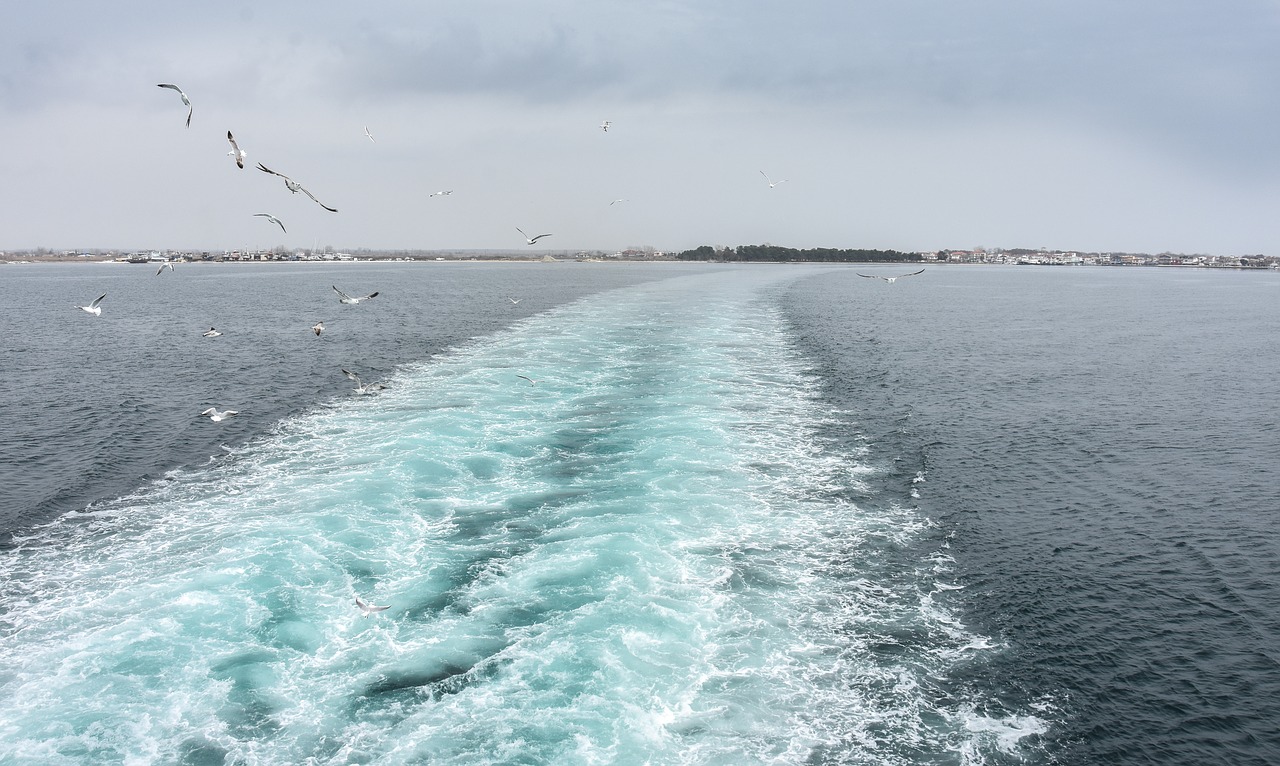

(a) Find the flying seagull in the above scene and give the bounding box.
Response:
[516,375,536,386]
[508,297,522,305]
[609,198,628,206]
[355,597,390,618]
[155,262,175,276]
[226,131,246,169]
[516,227,552,245]
[202,327,222,337]
[429,190,453,198]
[156,83,192,128]
[760,170,788,188]
[856,268,926,283]
[311,321,325,336]
[200,407,238,422]
[254,213,286,233]
[256,162,338,212]
[74,294,106,315]
[363,125,375,143]
[342,368,388,395]
[600,120,611,132]
[333,286,378,304]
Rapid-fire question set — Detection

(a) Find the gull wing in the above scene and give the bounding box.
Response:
[89,294,106,308]
[332,285,353,301]
[298,185,338,213]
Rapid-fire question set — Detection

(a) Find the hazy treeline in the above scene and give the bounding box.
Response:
[676,244,922,263]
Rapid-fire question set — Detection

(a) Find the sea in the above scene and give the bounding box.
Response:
[1,260,1277,765]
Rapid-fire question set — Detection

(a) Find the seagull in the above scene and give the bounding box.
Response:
[355,597,390,618]
[333,286,378,304]
[516,375,536,386]
[508,297,522,305]
[760,171,788,188]
[856,268,926,283]
[202,327,222,337]
[311,321,325,336]
[155,262,175,276]
[342,368,388,395]
[429,190,453,198]
[254,213,286,233]
[256,163,338,212]
[200,407,238,422]
[609,198,628,206]
[74,294,106,315]
[363,125,375,143]
[517,227,552,245]
[156,83,192,128]
[226,131,246,169]
[600,120,611,132]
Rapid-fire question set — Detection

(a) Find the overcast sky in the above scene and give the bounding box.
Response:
[4,1,1279,255]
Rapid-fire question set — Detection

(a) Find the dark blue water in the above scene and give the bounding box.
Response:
[781,265,1280,764]
[2,261,1279,764]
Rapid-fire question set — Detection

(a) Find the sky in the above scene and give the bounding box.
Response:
[3,0,1279,256]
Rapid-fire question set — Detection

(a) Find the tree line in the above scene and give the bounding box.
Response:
[676,244,922,263]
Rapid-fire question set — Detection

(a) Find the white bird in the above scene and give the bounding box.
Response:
[760,171,788,188]
[342,368,388,395]
[355,597,390,617]
[508,297,522,305]
[856,268,926,283]
[256,163,338,212]
[333,286,379,304]
[200,407,238,422]
[254,213,286,233]
[226,131,246,169]
[600,120,611,132]
[156,83,191,128]
[516,375,536,386]
[155,262,175,276]
[517,227,552,245]
[363,125,375,143]
[74,293,106,315]
[429,190,453,198]
[311,321,325,336]
[609,198,628,206]
[202,327,222,337]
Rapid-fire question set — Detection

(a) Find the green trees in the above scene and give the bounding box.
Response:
[676,244,919,263]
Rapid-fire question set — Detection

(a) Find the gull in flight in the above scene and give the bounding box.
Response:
[355,597,390,617]
[256,163,338,212]
[203,327,222,337]
[254,213,286,233]
[609,198,628,206]
[74,293,106,315]
[429,190,453,198]
[516,375,536,386]
[333,286,378,304]
[226,131,246,169]
[857,268,926,283]
[363,126,375,143]
[156,262,175,276]
[517,227,552,245]
[600,120,611,132]
[156,83,192,128]
[311,321,325,336]
[200,407,238,422]
[760,171,788,188]
[342,368,388,395]
[508,297,522,305]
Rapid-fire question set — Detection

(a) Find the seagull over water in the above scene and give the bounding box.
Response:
[256,162,338,212]
[200,407,238,422]
[355,597,390,617]
[74,293,106,315]
[508,297,522,305]
[516,375,536,386]
[156,262,175,276]
[312,321,325,336]
[342,368,388,395]
[203,327,222,337]
[226,131,246,169]
[760,170,788,188]
[517,227,552,245]
[156,83,191,127]
[333,286,378,304]
[254,213,286,233]
[857,268,926,283]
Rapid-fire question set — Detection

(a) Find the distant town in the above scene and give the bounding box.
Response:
[3,245,1278,270]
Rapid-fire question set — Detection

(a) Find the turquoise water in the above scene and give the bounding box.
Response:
[0,268,1032,764]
